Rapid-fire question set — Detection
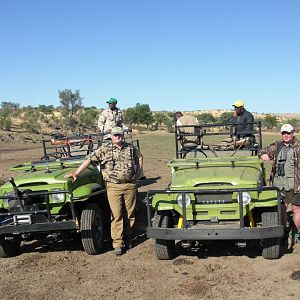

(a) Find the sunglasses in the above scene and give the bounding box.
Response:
[282,131,292,135]
[112,134,123,137]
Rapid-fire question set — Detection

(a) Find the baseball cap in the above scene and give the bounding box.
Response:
[106,98,118,104]
[280,124,294,133]
[111,127,123,135]
[232,100,244,108]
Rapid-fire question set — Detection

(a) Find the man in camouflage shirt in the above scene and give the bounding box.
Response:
[97,98,125,136]
[258,124,300,247]
[65,127,141,255]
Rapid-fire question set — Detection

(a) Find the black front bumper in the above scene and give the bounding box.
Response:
[146,187,284,241]
[147,225,284,240]
[0,220,78,235]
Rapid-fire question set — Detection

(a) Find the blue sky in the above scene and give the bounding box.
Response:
[0,0,299,113]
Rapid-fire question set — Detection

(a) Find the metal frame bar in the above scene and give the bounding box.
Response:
[175,121,262,158]
[147,226,283,240]
[0,189,106,234]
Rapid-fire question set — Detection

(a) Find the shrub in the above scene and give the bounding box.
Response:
[21,110,41,133]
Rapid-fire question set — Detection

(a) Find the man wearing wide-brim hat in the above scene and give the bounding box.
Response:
[65,126,142,256]
[97,98,125,136]
[259,124,300,248]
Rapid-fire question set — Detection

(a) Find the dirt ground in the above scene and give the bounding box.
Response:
[0,132,300,300]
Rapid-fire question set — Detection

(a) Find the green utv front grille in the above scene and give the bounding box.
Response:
[194,192,233,204]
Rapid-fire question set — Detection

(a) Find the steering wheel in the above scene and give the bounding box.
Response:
[182,147,207,158]
[40,154,58,160]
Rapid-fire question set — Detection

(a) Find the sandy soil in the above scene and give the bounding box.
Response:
[0,133,300,300]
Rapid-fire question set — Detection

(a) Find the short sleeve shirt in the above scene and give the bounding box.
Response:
[89,142,140,183]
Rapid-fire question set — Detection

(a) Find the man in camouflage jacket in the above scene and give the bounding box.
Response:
[65,126,141,255]
[258,124,300,245]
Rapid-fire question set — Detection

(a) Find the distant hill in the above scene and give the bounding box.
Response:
[162,109,300,120]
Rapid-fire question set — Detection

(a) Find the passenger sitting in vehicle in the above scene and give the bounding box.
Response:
[174,112,203,156]
[229,100,256,147]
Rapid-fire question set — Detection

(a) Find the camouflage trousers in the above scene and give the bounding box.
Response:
[106,182,137,249]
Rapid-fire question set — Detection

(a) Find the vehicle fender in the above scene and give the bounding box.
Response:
[152,193,175,211]
[72,183,105,199]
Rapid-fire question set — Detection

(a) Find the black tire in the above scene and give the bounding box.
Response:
[0,236,21,258]
[153,211,175,260]
[80,203,104,255]
[262,210,282,259]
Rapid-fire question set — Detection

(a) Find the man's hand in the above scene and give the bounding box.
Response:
[260,154,270,161]
[64,173,77,182]
[64,160,91,182]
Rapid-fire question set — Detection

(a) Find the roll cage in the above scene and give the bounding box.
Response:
[175,121,262,158]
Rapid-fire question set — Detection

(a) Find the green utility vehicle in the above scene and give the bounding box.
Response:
[146,122,284,260]
[0,133,109,257]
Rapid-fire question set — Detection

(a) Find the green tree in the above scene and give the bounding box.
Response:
[38,104,54,115]
[1,101,20,110]
[263,114,278,130]
[21,109,41,133]
[37,105,54,125]
[167,111,175,120]
[23,105,34,111]
[135,103,153,127]
[0,111,12,130]
[197,112,216,124]
[80,108,98,130]
[216,112,233,123]
[164,118,175,133]
[284,118,300,130]
[153,112,169,127]
[124,107,138,127]
[124,103,154,128]
[0,102,15,130]
[58,89,83,127]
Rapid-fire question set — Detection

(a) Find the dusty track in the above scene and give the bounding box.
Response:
[0,136,300,300]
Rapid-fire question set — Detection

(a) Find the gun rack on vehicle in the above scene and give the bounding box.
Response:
[41,132,141,161]
[41,133,104,160]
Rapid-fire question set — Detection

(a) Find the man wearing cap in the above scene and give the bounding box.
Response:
[259,124,300,248]
[64,126,142,255]
[230,100,255,139]
[97,98,124,136]
[98,97,146,181]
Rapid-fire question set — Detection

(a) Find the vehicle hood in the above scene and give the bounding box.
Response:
[1,160,99,191]
[169,157,263,189]
[1,168,73,190]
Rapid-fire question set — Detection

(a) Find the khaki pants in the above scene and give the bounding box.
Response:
[106,182,137,248]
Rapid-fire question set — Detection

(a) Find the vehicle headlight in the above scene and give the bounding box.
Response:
[51,191,65,203]
[237,192,251,206]
[176,193,191,208]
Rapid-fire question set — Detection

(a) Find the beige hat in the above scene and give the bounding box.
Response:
[111,126,123,135]
[280,124,294,133]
